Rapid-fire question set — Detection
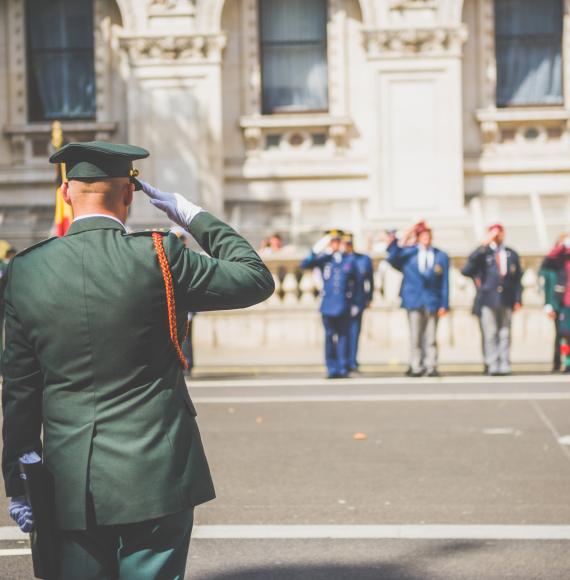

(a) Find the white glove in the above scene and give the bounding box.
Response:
[312,235,332,255]
[9,496,33,533]
[351,305,360,318]
[140,181,203,230]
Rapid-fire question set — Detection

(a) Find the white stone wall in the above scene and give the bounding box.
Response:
[0,0,568,254]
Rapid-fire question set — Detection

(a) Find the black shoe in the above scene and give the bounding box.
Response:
[563,367,570,374]
[405,367,413,377]
[409,370,426,378]
[427,370,440,377]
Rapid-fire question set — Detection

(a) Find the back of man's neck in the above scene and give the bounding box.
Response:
[73,211,125,226]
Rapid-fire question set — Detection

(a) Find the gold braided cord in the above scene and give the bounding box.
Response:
[152,232,189,370]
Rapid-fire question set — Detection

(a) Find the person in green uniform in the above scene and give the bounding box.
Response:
[540,255,564,372]
[2,141,275,579]
[0,247,16,373]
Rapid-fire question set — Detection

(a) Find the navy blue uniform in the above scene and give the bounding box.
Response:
[461,245,522,314]
[462,244,523,374]
[347,253,374,370]
[301,251,356,377]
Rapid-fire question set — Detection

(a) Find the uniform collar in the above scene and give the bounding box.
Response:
[65,215,126,236]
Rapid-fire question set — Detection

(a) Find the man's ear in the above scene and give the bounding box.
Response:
[124,183,134,207]
[62,182,72,206]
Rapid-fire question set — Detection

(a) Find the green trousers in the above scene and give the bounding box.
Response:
[59,508,194,580]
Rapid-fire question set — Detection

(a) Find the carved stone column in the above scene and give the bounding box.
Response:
[363,14,469,231]
[119,26,227,227]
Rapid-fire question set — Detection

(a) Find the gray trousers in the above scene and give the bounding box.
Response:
[407,309,439,373]
[480,306,513,374]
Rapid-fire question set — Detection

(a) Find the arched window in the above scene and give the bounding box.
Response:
[26,0,96,121]
[495,0,563,107]
[259,0,328,114]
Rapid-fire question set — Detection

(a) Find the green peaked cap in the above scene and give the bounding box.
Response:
[49,140,150,190]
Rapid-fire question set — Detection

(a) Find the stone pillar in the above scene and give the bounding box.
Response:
[364,3,468,225]
[119,18,226,228]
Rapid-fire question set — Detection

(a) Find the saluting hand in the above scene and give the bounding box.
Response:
[9,496,33,533]
[140,181,203,230]
[312,235,332,255]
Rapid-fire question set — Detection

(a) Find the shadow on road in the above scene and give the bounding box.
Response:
[199,563,424,579]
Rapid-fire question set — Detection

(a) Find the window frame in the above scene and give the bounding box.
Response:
[25,0,97,122]
[258,0,330,116]
[494,0,564,109]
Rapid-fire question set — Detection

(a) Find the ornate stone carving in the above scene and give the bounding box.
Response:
[120,34,227,63]
[148,0,195,11]
[390,0,437,10]
[364,26,468,57]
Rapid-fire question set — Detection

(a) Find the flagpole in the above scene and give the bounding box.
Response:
[51,121,73,236]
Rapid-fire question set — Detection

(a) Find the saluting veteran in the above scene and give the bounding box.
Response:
[2,141,274,579]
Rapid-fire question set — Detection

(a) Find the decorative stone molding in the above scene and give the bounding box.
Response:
[475,108,570,150]
[364,25,468,58]
[119,33,227,63]
[6,0,26,125]
[149,0,195,10]
[239,114,353,156]
[390,0,437,10]
[4,122,118,164]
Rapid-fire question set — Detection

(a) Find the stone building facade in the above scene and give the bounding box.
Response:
[0,0,569,254]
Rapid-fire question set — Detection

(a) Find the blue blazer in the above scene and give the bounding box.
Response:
[461,245,522,313]
[301,252,356,317]
[387,241,450,313]
[350,253,374,311]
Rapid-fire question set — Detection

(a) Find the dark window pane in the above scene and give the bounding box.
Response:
[495,0,563,107]
[260,0,328,114]
[26,0,95,121]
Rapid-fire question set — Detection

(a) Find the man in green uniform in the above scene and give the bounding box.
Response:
[2,141,275,578]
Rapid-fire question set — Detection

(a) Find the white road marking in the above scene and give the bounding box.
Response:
[482,428,519,435]
[194,393,570,404]
[558,435,570,446]
[531,401,570,463]
[189,375,569,389]
[0,527,26,541]
[1,524,570,556]
[192,525,570,540]
[0,548,31,557]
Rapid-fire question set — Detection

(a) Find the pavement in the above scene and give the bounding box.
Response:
[1,373,570,578]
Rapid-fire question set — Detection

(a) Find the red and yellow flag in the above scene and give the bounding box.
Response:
[52,121,73,237]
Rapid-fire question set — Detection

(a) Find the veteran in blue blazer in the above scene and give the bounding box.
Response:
[301,230,356,378]
[342,234,374,371]
[387,222,449,377]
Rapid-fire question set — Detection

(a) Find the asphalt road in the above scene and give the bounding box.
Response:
[1,374,570,579]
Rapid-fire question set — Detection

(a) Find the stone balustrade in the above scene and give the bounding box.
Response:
[193,254,554,366]
[261,254,546,309]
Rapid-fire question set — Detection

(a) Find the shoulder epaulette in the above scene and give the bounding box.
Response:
[127,228,169,237]
[15,237,58,258]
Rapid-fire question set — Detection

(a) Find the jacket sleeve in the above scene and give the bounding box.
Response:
[461,246,486,279]
[365,256,375,302]
[165,212,275,312]
[2,266,43,497]
[440,254,450,311]
[513,253,523,306]
[546,243,566,264]
[301,252,331,270]
[387,241,416,271]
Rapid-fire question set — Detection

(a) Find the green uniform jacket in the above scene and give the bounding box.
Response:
[2,213,274,530]
[540,267,563,313]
